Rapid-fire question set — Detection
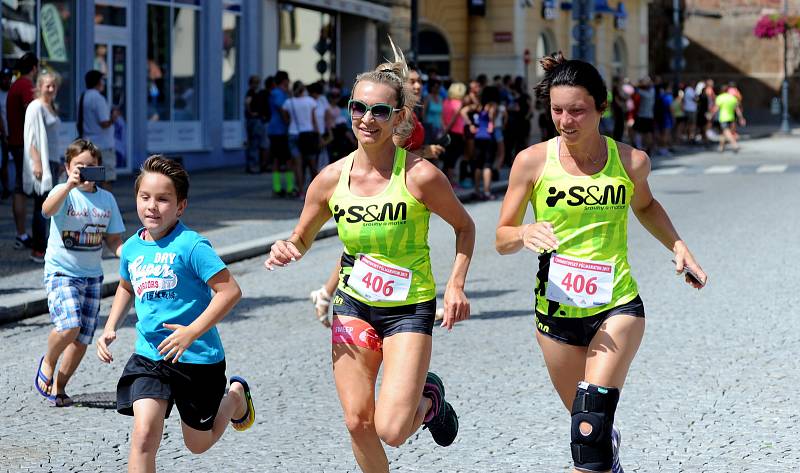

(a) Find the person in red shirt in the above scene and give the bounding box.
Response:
[7,53,38,249]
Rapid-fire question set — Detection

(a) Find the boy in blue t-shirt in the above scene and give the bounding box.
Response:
[96,155,255,468]
[35,139,125,407]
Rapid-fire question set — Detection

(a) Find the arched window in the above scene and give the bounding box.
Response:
[611,38,627,77]
[535,30,555,79]
[418,28,450,78]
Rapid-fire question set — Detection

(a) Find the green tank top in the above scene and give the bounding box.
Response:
[329,147,435,306]
[531,136,639,318]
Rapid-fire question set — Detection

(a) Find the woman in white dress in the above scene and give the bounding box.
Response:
[24,72,62,262]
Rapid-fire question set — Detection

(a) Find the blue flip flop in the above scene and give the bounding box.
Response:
[34,356,55,401]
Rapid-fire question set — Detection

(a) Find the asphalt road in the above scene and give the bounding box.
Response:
[1,138,798,472]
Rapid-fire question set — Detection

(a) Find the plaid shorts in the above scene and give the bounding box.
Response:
[45,273,104,345]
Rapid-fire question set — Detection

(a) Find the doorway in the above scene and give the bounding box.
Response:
[94,1,132,174]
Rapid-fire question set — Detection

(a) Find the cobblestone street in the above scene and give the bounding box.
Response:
[2,139,800,472]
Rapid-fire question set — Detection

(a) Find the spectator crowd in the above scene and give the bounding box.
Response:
[242,68,746,200]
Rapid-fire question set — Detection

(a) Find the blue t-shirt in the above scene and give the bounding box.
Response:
[45,184,125,277]
[266,88,288,135]
[120,221,227,364]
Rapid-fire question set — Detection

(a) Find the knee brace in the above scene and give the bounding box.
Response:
[570,381,620,472]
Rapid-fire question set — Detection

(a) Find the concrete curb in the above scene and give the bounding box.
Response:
[0,181,508,325]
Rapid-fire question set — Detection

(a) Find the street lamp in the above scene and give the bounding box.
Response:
[780,0,791,134]
[572,0,596,63]
[410,0,418,63]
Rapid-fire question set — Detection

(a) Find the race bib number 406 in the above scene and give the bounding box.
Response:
[348,254,412,302]
[545,254,614,308]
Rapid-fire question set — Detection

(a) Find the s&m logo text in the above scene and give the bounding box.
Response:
[546,184,626,209]
[333,202,408,224]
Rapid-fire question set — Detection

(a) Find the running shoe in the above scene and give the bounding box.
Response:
[30,250,45,263]
[229,376,256,432]
[611,425,624,473]
[14,234,32,250]
[422,372,459,446]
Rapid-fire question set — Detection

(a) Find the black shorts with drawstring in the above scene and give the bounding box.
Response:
[534,295,645,347]
[116,354,227,431]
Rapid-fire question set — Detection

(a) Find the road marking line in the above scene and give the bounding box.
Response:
[756,164,788,173]
[652,166,687,175]
[704,165,737,174]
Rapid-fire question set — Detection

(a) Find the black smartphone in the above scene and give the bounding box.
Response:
[672,259,705,287]
[79,166,106,182]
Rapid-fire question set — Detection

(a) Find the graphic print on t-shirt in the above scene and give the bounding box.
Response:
[129,252,179,301]
[59,203,112,251]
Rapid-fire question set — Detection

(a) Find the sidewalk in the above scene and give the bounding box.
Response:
[4,123,795,324]
[0,168,508,324]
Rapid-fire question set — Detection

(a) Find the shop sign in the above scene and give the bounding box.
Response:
[493,31,513,43]
[542,0,557,20]
[615,2,628,30]
[41,4,67,62]
[223,121,244,149]
[147,122,203,152]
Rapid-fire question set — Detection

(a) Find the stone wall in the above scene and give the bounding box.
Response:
[650,0,800,118]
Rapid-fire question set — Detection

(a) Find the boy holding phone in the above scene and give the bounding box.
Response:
[34,138,124,406]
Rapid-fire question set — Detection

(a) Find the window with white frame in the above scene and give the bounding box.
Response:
[278,3,336,84]
[146,0,200,122]
[535,31,555,81]
[146,0,202,151]
[612,38,627,77]
[222,0,243,148]
[222,1,240,121]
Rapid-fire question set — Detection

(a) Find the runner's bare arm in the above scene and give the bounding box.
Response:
[412,143,445,160]
[407,155,474,329]
[624,145,707,286]
[96,279,134,363]
[264,163,339,270]
[495,143,557,254]
[104,233,124,257]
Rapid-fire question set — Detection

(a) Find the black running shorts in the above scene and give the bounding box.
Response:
[332,289,436,339]
[116,354,227,431]
[534,295,645,347]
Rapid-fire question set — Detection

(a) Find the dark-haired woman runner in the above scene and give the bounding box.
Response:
[496,53,707,473]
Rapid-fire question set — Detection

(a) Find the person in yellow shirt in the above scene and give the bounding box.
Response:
[712,84,745,152]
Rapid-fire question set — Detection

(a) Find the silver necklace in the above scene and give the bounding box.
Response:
[559,139,605,165]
